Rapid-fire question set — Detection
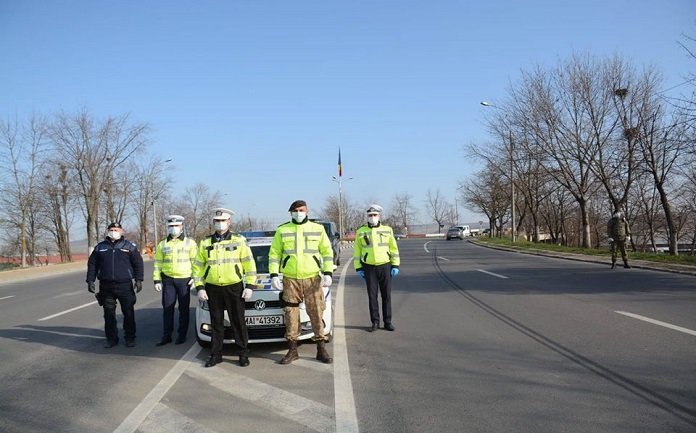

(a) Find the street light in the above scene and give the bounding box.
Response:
[481,101,516,242]
[331,175,353,240]
[152,158,173,247]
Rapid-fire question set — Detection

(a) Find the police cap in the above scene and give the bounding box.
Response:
[212,207,234,220]
[366,204,383,214]
[107,222,122,229]
[166,214,185,226]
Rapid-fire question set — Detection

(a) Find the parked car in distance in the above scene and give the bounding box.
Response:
[195,232,334,346]
[394,232,407,240]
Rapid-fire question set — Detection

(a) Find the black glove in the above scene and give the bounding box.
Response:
[134,280,143,293]
[87,282,96,293]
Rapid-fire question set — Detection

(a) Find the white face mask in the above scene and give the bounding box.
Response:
[291,211,306,223]
[108,230,122,240]
[214,220,228,232]
[168,226,182,237]
[368,216,380,226]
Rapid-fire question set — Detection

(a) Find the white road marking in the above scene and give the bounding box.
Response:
[138,402,218,433]
[615,311,696,337]
[0,295,15,301]
[186,366,334,432]
[334,263,360,433]
[53,290,84,298]
[113,343,201,433]
[477,269,509,279]
[424,241,431,253]
[37,301,98,321]
[437,256,450,261]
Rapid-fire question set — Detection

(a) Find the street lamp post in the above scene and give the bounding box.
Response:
[481,101,515,242]
[152,159,173,247]
[331,176,353,239]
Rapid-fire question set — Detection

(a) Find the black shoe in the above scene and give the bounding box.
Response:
[205,354,222,368]
[175,337,186,345]
[125,340,136,348]
[384,323,395,331]
[611,262,616,269]
[624,264,631,269]
[156,336,172,346]
[104,340,118,348]
[368,322,379,332]
[239,355,250,367]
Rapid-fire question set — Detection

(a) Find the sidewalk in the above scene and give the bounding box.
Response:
[0,260,88,285]
[474,241,696,277]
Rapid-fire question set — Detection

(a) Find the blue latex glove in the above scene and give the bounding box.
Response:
[357,270,365,279]
[391,268,399,278]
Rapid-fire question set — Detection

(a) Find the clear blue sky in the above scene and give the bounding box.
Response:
[2,1,694,226]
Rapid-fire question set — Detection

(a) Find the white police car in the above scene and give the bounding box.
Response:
[195,232,334,346]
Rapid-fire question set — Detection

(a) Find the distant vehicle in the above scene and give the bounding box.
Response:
[446,226,465,240]
[195,233,333,346]
[312,220,341,266]
[394,233,407,240]
[482,228,491,236]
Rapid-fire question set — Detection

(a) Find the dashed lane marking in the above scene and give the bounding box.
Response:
[38,301,98,321]
[615,311,696,337]
[477,269,509,279]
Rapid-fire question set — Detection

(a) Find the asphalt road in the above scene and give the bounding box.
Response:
[0,240,695,433]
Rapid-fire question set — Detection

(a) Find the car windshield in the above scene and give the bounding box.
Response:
[250,245,270,273]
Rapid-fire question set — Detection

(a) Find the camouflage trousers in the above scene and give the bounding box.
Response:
[610,238,629,263]
[282,275,327,342]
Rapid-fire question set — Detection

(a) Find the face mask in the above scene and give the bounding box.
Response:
[368,216,380,226]
[108,230,122,240]
[214,221,228,231]
[291,211,306,223]
[168,226,182,237]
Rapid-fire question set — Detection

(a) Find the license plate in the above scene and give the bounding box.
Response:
[245,315,284,327]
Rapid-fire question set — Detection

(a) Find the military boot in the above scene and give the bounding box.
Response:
[623,260,631,269]
[280,340,299,365]
[611,261,616,269]
[316,340,333,364]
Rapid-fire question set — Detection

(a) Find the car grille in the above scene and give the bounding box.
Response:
[245,300,283,310]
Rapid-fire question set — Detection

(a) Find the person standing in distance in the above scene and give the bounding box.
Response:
[269,200,334,365]
[353,204,400,332]
[192,208,257,367]
[153,215,197,346]
[86,222,144,348]
[607,210,632,269]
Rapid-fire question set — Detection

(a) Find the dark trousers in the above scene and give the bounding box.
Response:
[207,282,248,356]
[161,276,191,339]
[100,281,136,342]
[364,263,392,325]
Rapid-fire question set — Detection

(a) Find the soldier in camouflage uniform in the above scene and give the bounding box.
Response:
[607,211,631,269]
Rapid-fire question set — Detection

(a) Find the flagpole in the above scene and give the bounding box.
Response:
[332,148,352,240]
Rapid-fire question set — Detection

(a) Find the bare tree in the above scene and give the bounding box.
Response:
[425,189,450,233]
[50,109,149,249]
[38,163,76,262]
[0,114,49,266]
[172,183,224,241]
[389,193,418,233]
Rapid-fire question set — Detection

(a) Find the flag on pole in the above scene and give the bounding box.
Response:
[338,148,343,177]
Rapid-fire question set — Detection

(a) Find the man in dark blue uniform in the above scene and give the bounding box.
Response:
[86,222,144,348]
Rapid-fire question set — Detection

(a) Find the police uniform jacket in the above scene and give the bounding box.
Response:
[153,236,197,280]
[353,223,400,270]
[192,231,257,287]
[269,220,334,279]
[86,237,144,284]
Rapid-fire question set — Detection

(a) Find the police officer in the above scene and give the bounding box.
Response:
[86,222,144,348]
[153,215,197,346]
[607,210,632,269]
[193,208,256,367]
[353,204,400,332]
[269,200,334,365]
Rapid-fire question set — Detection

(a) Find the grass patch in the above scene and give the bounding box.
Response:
[475,237,696,266]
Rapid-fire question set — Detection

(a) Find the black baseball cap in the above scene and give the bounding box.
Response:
[288,200,307,211]
[107,222,122,229]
